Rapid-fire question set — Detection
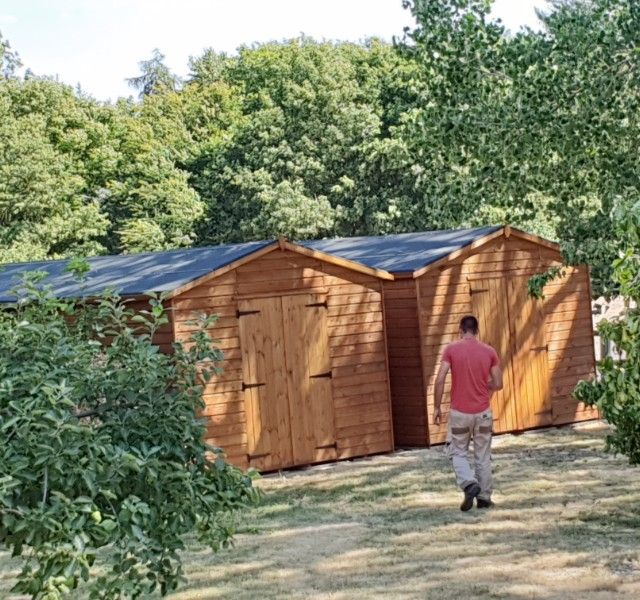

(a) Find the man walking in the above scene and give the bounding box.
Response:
[433,316,503,511]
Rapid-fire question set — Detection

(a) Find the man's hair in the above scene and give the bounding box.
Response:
[460,315,479,335]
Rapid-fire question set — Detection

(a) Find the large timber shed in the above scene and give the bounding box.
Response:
[302,225,599,446]
[0,240,396,470]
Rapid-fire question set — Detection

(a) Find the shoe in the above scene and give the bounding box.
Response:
[460,482,481,512]
[477,498,495,509]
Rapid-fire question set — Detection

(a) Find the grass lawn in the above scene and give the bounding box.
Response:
[2,422,640,599]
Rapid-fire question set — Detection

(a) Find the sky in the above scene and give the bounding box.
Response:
[0,0,550,102]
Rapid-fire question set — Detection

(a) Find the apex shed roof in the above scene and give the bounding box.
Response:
[0,240,273,302]
[299,226,503,274]
[0,225,556,303]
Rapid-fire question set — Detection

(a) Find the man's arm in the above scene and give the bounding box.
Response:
[433,360,450,425]
[488,364,503,391]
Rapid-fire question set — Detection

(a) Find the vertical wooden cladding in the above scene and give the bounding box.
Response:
[469,277,519,433]
[170,249,393,471]
[542,264,599,424]
[237,296,293,471]
[382,279,428,446]
[507,276,553,429]
[386,234,598,447]
[282,293,337,465]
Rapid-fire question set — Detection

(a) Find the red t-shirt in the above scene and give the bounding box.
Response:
[441,338,499,414]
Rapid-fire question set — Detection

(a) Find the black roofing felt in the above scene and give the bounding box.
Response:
[299,225,502,273]
[0,225,504,303]
[0,240,274,303]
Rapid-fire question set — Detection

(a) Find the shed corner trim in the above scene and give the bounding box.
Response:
[410,227,507,278]
[282,241,395,280]
[164,241,280,299]
[506,227,561,252]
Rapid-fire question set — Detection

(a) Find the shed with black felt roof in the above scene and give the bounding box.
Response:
[301,225,598,446]
[0,238,396,470]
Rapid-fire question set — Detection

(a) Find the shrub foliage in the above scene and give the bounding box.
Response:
[0,274,259,598]
[575,200,640,464]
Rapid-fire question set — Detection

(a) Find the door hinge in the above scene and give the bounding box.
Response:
[247,452,270,461]
[310,371,332,379]
[242,381,266,390]
[236,309,260,318]
[470,288,489,295]
[306,300,328,308]
[316,442,337,450]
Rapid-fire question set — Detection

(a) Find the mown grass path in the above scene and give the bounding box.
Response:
[2,423,639,599]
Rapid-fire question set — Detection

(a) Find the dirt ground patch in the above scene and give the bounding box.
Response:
[2,423,640,599]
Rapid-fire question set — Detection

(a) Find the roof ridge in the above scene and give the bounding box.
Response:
[298,225,502,245]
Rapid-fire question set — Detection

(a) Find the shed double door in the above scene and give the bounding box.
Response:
[237,293,337,470]
[470,276,552,432]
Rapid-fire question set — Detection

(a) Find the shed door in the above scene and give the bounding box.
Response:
[469,278,519,433]
[237,297,293,470]
[507,277,552,429]
[282,294,337,465]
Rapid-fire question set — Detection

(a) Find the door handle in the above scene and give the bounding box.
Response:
[236,309,260,318]
[247,452,270,460]
[306,300,328,308]
[310,371,332,379]
[530,345,548,352]
[242,382,266,390]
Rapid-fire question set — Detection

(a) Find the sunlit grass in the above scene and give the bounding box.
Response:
[2,423,640,599]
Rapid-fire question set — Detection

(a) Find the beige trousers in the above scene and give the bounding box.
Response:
[447,408,493,501]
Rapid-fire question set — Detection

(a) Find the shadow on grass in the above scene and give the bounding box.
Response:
[2,427,639,600]
[172,427,640,600]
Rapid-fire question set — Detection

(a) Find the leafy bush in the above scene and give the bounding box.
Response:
[575,198,640,464]
[0,272,259,598]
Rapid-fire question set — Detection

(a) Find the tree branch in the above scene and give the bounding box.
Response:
[41,465,48,509]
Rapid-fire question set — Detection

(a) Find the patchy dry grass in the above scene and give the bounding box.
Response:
[2,423,640,599]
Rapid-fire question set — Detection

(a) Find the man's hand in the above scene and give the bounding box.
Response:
[488,365,503,391]
[433,360,450,427]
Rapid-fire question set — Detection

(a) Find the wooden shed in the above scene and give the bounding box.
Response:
[301,226,599,446]
[0,240,396,470]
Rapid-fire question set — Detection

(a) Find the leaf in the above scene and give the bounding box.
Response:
[100,520,118,533]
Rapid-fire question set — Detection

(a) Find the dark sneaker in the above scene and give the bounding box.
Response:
[460,483,481,512]
[477,498,495,509]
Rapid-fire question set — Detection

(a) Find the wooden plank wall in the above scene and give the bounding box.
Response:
[382,279,428,446]
[416,235,597,445]
[169,249,394,470]
[543,265,599,424]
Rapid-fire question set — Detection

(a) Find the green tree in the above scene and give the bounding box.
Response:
[574,197,640,464]
[399,0,640,294]
[0,78,110,262]
[0,46,205,259]
[0,30,21,78]
[0,274,259,599]
[127,49,180,99]
[188,38,423,242]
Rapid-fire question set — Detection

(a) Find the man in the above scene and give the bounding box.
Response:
[433,315,503,511]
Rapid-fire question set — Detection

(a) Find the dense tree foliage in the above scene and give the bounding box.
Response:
[127,49,181,99]
[0,274,259,598]
[575,198,640,464]
[0,0,638,291]
[0,77,203,260]
[400,0,640,291]
[189,38,425,241]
